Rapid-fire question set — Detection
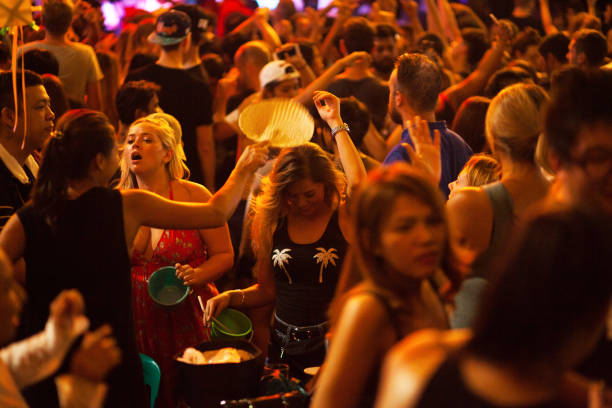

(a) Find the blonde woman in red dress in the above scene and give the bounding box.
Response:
[119,113,234,408]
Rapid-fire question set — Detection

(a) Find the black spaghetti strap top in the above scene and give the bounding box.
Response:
[417,356,562,408]
[272,210,347,326]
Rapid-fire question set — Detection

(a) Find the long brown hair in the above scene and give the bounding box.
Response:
[250,143,346,274]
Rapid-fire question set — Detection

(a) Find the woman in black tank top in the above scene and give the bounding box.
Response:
[204,92,367,378]
[312,162,462,408]
[376,208,612,408]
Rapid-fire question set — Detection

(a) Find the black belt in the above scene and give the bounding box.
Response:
[273,314,329,343]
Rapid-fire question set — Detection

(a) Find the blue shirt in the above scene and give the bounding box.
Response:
[383,121,473,199]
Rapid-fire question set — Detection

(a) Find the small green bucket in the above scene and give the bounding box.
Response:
[211,308,253,340]
[148,266,189,308]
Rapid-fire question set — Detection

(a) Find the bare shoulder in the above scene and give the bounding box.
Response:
[174,180,213,202]
[447,187,490,214]
[341,291,392,327]
[375,329,471,408]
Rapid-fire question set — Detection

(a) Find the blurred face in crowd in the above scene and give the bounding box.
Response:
[522,45,545,72]
[388,70,404,125]
[285,178,326,217]
[563,122,612,214]
[124,123,171,176]
[377,194,445,279]
[372,36,396,76]
[270,78,300,99]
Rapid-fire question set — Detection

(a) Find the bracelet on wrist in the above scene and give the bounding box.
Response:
[330,122,350,139]
[234,289,245,306]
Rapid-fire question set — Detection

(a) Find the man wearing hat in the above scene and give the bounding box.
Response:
[172,4,216,84]
[125,10,215,190]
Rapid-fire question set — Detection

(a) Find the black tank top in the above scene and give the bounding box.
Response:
[17,187,147,408]
[272,210,347,326]
[417,356,562,408]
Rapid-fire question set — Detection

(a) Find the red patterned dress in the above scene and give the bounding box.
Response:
[131,187,218,408]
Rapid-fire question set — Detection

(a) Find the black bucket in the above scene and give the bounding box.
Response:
[175,340,264,407]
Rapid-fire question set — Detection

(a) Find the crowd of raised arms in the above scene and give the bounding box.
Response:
[0,0,610,406]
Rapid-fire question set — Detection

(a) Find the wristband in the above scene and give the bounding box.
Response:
[330,123,350,139]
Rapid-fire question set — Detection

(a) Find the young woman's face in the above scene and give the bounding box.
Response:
[285,178,326,217]
[124,123,170,176]
[377,194,446,279]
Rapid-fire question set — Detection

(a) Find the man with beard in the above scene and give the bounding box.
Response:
[371,23,397,81]
[383,53,473,198]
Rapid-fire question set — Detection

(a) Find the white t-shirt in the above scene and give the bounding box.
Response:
[19,41,103,103]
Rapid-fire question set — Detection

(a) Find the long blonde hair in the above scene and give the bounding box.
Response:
[250,143,346,273]
[118,115,190,189]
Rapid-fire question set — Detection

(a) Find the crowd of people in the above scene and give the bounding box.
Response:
[0,0,610,406]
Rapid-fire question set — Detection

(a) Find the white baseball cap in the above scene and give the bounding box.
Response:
[259,60,300,90]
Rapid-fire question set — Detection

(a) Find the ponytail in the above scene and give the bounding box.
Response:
[32,109,115,226]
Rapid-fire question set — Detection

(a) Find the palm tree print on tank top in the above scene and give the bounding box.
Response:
[272,247,339,284]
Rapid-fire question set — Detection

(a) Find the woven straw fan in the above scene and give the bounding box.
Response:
[239,98,314,148]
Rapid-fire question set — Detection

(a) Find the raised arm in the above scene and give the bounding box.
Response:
[440,34,509,112]
[313,91,367,191]
[424,0,450,49]
[253,8,282,50]
[539,0,559,35]
[121,142,269,245]
[400,0,424,38]
[438,0,463,43]
[295,51,370,106]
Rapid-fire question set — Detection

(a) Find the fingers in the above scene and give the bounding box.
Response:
[433,129,441,149]
[402,142,417,164]
[50,289,85,320]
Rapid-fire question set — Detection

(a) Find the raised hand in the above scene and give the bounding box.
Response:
[313,91,342,125]
[235,141,270,174]
[402,116,441,182]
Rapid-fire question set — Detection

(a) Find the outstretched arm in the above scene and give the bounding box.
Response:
[295,52,370,106]
[122,142,270,245]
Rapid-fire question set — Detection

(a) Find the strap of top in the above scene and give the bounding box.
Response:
[168,181,174,200]
[482,182,514,251]
[362,290,403,340]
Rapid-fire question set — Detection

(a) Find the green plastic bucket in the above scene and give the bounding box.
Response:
[148,266,189,308]
[211,308,253,340]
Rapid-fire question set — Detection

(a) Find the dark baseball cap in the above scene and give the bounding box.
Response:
[148,10,191,46]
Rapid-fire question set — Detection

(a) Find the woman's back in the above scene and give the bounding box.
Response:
[18,187,147,408]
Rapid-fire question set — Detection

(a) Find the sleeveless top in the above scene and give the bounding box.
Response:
[17,187,147,408]
[471,182,514,279]
[417,356,562,408]
[272,211,347,326]
[130,182,217,408]
[358,291,403,408]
